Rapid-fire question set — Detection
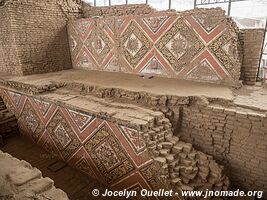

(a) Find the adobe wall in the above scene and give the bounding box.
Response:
[0,0,82,75]
[56,82,267,198]
[240,29,265,85]
[68,8,243,86]
[0,86,229,199]
[0,150,69,199]
[82,3,155,17]
[180,104,267,194]
[0,4,22,75]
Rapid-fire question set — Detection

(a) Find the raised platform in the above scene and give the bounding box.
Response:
[0,69,232,199]
[0,69,266,198]
[0,69,266,111]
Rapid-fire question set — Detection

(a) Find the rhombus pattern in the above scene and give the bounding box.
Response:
[0,88,176,200]
[68,9,241,85]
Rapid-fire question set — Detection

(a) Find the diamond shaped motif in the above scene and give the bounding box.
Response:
[85,29,113,65]
[84,123,135,183]
[76,20,91,38]
[8,91,21,107]
[121,21,152,68]
[68,26,83,60]
[19,100,44,142]
[208,29,241,80]
[95,141,121,170]
[166,32,189,60]
[54,123,72,149]
[104,18,125,34]
[25,113,39,133]
[156,18,205,73]
[70,35,77,52]
[76,50,97,70]
[124,33,143,57]
[47,110,81,160]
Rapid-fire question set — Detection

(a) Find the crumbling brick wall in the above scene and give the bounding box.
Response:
[0,86,229,198]
[82,3,155,18]
[179,103,267,196]
[0,0,82,75]
[0,150,69,199]
[47,82,266,197]
[0,4,22,75]
[241,29,265,85]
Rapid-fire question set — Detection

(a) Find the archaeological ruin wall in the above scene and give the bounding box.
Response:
[240,29,265,85]
[68,8,243,86]
[0,87,229,199]
[0,1,267,198]
[54,82,267,198]
[180,103,267,194]
[0,4,22,75]
[0,150,69,199]
[0,0,82,75]
[82,3,155,18]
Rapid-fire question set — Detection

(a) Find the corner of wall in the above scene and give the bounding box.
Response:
[241,28,265,85]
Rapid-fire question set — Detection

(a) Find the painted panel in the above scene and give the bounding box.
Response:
[0,88,176,200]
[68,8,242,85]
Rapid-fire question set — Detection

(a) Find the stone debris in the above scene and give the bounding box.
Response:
[0,150,69,200]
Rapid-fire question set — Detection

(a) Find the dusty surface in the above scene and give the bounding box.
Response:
[41,88,163,127]
[1,69,267,111]
[234,85,267,111]
[0,149,69,200]
[0,69,234,98]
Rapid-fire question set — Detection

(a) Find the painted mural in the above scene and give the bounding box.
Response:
[68,8,242,85]
[0,88,178,200]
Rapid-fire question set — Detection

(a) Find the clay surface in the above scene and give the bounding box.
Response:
[0,150,69,200]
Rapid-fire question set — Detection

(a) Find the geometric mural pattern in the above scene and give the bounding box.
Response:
[68,9,242,85]
[120,126,146,155]
[0,89,173,199]
[84,123,136,183]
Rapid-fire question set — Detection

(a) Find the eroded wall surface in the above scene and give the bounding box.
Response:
[0,150,69,200]
[82,3,155,18]
[52,82,267,198]
[180,104,267,195]
[0,87,229,199]
[0,0,81,75]
[240,29,265,85]
[0,5,22,75]
[68,8,242,85]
